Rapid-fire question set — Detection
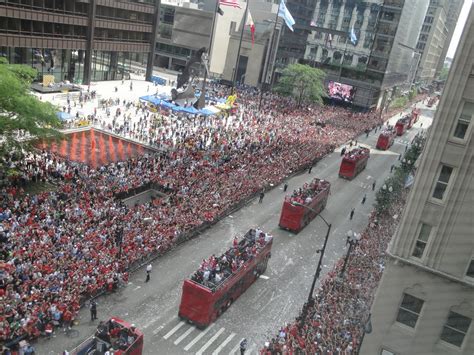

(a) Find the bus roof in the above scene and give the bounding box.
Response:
[343,147,370,162]
[285,178,330,205]
[188,229,272,292]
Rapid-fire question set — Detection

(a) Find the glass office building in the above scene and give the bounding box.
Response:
[0,0,158,84]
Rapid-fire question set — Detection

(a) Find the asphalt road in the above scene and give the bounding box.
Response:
[35,103,434,355]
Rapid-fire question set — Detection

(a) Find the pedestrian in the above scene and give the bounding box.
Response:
[390,164,394,172]
[146,263,152,282]
[355,140,358,146]
[405,145,408,152]
[366,130,369,138]
[240,338,248,355]
[308,166,312,174]
[372,181,376,191]
[349,141,353,148]
[258,190,265,203]
[114,86,118,92]
[283,182,288,192]
[350,208,355,220]
[398,154,402,161]
[90,300,97,321]
[361,194,366,204]
[130,82,133,91]
[341,147,346,156]
[420,122,423,128]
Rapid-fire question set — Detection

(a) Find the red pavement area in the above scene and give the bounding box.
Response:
[38,129,151,168]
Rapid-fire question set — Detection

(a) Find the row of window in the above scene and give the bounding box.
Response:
[396,293,471,348]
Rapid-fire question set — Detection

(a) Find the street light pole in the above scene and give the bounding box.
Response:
[339,230,360,278]
[292,202,332,303]
[308,220,331,303]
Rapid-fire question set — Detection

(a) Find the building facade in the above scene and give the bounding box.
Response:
[435,0,463,76]
[222,1,280,87]
[361,7,474,355]
[301,0,429,109]
[0,0,159,84]
[276,0,317,68]
[154,1,214,73]
[414,0,461,84]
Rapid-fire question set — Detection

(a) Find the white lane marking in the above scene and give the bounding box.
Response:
[195,327,225,355]
[141,316,160,330]
[259,275,269,280]
[211,332,236,355]
[152,325,164,335]
[229,338,246,355]
[163,321,185,340]
[133,286,141,291]
[247,343,257,354]
[151,315,178,334]
[183,323,215,351]
[174,326,196,345]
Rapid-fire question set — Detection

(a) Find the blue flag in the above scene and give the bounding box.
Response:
[350,25,357,45]
[278,0,296,32]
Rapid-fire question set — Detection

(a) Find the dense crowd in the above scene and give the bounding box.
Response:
[191,229,272,289]
[0,85,384,345]
[261,192,408,354]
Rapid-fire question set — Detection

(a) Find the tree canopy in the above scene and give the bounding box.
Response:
[0,57,61,154]
[274,64,327,107]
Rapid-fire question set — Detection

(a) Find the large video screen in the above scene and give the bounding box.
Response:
[328,81,355,103]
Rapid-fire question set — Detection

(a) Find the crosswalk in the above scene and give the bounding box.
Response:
[153,316,261,355]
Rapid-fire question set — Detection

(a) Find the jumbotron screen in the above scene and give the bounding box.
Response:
[328,81,355,103]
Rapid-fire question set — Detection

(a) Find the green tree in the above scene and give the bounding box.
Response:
[438,65,450,81]
[0,58,62,154]
[275,64,327,107]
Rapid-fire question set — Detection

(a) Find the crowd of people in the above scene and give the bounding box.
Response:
[191,229,272,289]
[1,84,385,346]
[262,191,409,354]
[287,178,330,206]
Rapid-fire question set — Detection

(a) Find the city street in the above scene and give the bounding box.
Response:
[34,97,435,355]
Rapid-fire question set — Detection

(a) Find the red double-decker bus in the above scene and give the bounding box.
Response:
[339,147,370,180]
[411,108,420,125]
[70,318,143,355]
[178,229,273,328]
[395,116,411,136]
[376,129,396,150]
[279,178,330,233]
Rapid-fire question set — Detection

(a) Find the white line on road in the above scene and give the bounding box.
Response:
[196,327,225,355]
[152,325,164,335]
[133,285,141,291]
[141,316,160,330]
[259,275,269,280]
[212,332,235,355]
[163,321,185,340]
[229,338,246,355]
[183,323,215,351]
[247,343,257,354]
[174,326,195,345]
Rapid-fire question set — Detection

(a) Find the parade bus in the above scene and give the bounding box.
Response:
[338,147,370,180]
[376,129,396,150]
[279,178,331,233]
[178,229,273,329]
[70,318,143,355]
[395,109,419,136]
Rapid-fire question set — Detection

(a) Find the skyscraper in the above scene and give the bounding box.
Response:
[301,0,430,109]
[0,0,160,84]
[415,0,463,84]
[361,6,474,355]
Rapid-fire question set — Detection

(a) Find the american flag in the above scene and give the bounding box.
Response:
[219,0,241,8]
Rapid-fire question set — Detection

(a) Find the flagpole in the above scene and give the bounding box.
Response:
[232,0,250,89]
[208,0,220,64]
[196,0,219,109]
[258,0,280,110]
